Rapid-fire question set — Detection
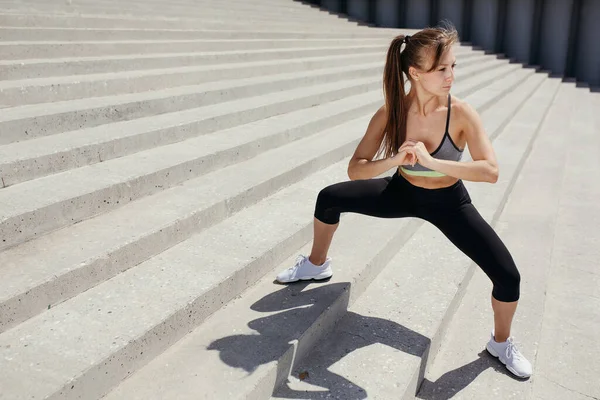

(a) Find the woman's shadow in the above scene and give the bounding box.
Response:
[206,281,516,399]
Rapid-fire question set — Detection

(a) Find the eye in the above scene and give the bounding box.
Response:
[440,63,457,72]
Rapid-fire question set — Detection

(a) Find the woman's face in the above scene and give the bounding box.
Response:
[412,48,456,96]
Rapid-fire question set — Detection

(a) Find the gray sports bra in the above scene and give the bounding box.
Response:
[400,94,463,177]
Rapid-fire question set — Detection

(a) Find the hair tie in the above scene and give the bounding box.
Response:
[404,35,411,44]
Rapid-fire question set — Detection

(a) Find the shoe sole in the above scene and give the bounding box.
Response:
[486,343,531,379]
[277,274,333,284]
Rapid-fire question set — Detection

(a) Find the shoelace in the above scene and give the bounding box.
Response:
[504,337,523,360]
[288,255,306,271]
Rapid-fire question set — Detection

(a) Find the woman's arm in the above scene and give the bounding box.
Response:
[407,101,499,183]
[347,106,412,180]
[429,158,498,183]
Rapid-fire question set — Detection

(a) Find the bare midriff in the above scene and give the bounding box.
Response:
[398,168,459,189]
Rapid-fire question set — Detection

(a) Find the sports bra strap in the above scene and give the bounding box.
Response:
[444,93,451,134]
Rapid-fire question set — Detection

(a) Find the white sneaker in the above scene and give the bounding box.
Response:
[486,331,533,378]
[276,255,333,283]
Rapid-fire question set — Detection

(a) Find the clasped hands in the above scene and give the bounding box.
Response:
[392,139,435,169]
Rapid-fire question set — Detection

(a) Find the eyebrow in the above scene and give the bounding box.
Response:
[438,59,457,66]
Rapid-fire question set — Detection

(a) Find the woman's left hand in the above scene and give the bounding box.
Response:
[404,141,436,169]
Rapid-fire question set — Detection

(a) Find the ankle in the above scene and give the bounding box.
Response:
[308,255,327,266]
[494,334,509,343]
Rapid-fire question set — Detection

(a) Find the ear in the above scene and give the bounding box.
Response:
[408,66,420,81]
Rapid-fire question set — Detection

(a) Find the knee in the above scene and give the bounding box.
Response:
[316,185,337,207]
[507,267,521,290]
[493,266,521,302]
[315,185,341,225]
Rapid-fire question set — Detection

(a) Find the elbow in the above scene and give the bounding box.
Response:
[488,164,499,183]
[347,159,360,181]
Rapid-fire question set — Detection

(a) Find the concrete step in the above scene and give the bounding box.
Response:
[0,38,391,60]
[0,4,359,26]
[0,0,330,16]
[0,49,486,106]
[0,10,396,33]
[0,53,387,105]
[123,0,319,7]
[0,0,336,18]
[0,62,529,334]
[104,72,557,400]
[0,12,374,32]
[0,10,354,27]
[2,0,311,7]
[13,0,326,16]
[0,62,384,145]
[148,0,321,9]
[0,27,401,42]
[417,85,600,400]
[0,0,330,14]
[0,45,394,79]
[2,0,317,8]
[270,74,562,400]
[0,0,338,16]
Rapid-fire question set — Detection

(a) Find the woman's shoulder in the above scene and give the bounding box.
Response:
[371,104,388,124]
[449,95,480,124]
[361,104,388,135]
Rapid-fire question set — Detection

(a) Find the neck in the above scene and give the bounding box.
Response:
[407,85,444,116]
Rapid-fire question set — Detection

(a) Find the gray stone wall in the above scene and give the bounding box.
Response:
[306,0,600,88]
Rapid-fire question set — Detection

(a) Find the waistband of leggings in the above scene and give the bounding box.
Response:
[394,168,463,192]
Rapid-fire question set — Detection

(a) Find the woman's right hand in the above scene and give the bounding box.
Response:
[391,141,417,167]
[391,149,414,167]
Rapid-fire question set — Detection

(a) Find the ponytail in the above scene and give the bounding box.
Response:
[380,35,409,159]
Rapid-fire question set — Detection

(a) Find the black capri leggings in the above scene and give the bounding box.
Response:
[314,170,520,302]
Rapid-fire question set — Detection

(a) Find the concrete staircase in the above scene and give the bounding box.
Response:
[1,1,597,399]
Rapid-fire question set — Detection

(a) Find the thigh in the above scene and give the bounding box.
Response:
[317,175,415,220]
[424,203,519,282]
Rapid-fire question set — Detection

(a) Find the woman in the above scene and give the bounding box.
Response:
[275,26,532,379]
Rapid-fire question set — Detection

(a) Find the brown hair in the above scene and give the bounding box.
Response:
[379,25,459,159]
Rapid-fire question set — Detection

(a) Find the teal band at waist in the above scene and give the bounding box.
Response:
[400,166,446,178]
